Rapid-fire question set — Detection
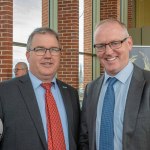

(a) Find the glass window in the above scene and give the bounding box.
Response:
[13,0,42,43]
[79,0,84,102]
[13,0,42,77]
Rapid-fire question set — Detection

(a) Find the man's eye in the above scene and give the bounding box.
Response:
[51,48,59,51]
[97,45,105,49]
[111,42,120,46]
[35,48,45,51]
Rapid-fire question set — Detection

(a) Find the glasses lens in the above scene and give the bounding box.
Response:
[94,44,105,52]
[50,48,61,55]
[32,47,61,56]
[110,41,121,49]
[34,48,45,56]
[14,69,19,72]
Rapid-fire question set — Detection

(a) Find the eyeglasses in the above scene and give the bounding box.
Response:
[94,37,129,53]
[29,47,61,56]
[14,68,27,73]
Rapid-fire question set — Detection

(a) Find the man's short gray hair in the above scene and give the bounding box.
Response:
[26,27,59,51]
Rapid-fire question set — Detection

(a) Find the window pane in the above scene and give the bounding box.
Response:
[79,0,84,52]
[13,0,42,77]
[13,0,42,43]
[79,54,84,102]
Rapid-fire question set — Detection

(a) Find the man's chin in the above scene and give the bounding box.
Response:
[43,73,55,78]
[106,68,119,76]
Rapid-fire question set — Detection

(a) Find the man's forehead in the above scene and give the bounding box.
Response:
[15,64,22,68]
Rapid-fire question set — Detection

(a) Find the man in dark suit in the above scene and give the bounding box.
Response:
[79,18,150,150]
[0,27,80,150]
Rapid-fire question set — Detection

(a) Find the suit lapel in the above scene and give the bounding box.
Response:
[123,66,145,148]
[17,75,47,149]
[56,80,73,132]
[87,77,104,149]
[56,79,78,149]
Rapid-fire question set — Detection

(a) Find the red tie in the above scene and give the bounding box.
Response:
[41,83,66,150]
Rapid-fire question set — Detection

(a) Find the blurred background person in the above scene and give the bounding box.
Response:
[14,62,28,77]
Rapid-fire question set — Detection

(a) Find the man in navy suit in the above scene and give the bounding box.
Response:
[0,27,80,150]
[79,18,150,150]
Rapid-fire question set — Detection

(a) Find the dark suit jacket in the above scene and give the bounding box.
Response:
[79,65,150,150]
[0,74,80,150]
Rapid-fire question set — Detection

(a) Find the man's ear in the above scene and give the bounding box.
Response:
[26,51,30,62]
[127,36,133,52]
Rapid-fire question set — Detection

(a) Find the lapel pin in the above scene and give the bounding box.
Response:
[62,86,67,88]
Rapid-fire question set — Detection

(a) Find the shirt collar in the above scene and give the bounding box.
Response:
[28,71,57,89]
[104,62,133,84]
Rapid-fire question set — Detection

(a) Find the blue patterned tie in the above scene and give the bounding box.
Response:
[99,77,117,150]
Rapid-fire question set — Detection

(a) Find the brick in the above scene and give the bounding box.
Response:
[0,0,13,81]
[57,0,79,88]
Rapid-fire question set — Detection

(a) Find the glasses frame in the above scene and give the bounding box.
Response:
[94,37,129,53]
[29,47,61,56]
[14,68,27,73]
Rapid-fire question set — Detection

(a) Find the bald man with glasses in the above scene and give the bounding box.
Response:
[79,18,150,150]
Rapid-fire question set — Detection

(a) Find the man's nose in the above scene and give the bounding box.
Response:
[44,49,52,56]
[105,44,113,53]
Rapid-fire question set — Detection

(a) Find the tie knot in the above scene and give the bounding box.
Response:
[108,77,117,86]
[41,83,52,90]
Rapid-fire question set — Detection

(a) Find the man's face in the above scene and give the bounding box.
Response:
[26,33,61,82]
[14,64,27,77]
[94,22,133,76]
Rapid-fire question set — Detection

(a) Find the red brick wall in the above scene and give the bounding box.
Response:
[57,0,79,89]
[84,0,92,88]
[0,0,13,81]
[42,0,49,27]
[128,0,134,28]
[0,0,134,86]
[100,0,119,20]
[83,0,121,86]
[42,0,79,89]
[117,0,120,20]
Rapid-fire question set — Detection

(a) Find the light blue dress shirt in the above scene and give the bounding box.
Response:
[29,72,69,150]
[96,62,134,150]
